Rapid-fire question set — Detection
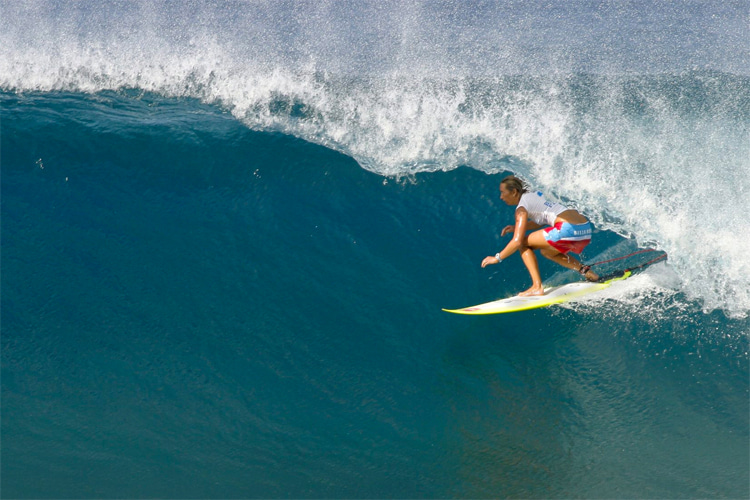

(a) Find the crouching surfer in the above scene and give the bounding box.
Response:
[481,175,599,296]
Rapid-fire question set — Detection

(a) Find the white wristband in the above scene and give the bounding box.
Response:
[495,253,503,263]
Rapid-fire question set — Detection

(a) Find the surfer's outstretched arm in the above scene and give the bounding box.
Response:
[481,208,531,267]
[483,207,545,295]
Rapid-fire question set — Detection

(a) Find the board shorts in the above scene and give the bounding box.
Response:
[544,221,592,254]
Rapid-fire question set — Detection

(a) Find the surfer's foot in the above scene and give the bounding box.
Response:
[519,286,545,297]
[579,265,599,282]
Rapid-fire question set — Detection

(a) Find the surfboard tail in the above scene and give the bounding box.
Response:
[595,270,629,283]
[590,250,668,283]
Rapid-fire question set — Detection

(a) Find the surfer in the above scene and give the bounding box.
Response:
[481,175,599,296]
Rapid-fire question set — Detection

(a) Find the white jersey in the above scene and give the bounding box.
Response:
[517,191,567,226]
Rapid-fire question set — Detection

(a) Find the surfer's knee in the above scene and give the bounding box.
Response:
[540,247,560,259]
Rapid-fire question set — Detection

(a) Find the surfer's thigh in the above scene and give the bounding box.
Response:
[526,229,554,250]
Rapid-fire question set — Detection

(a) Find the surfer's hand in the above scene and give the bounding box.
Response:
[500,225,514,236]
[481,256,499,268]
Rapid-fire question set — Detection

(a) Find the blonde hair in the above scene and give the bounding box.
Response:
[500,175,528,195]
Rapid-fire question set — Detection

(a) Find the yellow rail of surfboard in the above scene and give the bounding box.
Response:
[442,271,631,315]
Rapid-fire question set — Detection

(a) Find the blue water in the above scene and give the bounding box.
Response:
[2,1,749,498]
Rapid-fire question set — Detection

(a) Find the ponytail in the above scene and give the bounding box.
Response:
[500,175,528,195]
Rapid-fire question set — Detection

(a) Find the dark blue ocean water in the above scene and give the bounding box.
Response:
[2,1,749,498]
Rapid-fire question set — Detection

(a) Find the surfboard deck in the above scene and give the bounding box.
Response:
[443,271,631,315]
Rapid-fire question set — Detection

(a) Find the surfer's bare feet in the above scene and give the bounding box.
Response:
[519,286,545,297]
[579,265,599,282]
[584,270,599,282]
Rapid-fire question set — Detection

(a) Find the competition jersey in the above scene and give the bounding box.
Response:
[517,191,567,226]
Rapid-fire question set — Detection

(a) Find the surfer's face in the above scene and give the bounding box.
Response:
[499,184,519,205]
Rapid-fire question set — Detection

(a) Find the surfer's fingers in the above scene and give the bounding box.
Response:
[481,256,498,268]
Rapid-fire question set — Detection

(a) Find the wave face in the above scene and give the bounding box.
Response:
[2,0,749,315]
[2,1,749,498]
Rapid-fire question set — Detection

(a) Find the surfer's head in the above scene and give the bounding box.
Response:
[499,176,527,205]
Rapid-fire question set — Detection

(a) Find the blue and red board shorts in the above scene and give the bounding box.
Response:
[544,221,592,254]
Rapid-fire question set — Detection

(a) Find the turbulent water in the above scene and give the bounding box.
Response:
[2,1,749,498]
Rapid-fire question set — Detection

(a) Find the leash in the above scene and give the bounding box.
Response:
[587,248,668,282]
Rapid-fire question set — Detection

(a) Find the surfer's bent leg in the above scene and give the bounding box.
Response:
[539,247,599,281]
[518,237,545,297]
[538,221,599,281]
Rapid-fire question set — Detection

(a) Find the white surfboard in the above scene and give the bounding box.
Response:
[443,271,631,315]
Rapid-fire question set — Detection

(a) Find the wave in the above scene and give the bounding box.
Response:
[4,82,749,497]
[2,1,749,318]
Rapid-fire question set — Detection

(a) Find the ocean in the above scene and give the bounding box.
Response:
[2,1,749,498]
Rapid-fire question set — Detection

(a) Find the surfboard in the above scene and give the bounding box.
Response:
[443,271,631,315]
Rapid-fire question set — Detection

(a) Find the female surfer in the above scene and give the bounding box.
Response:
[481,175,599,296]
